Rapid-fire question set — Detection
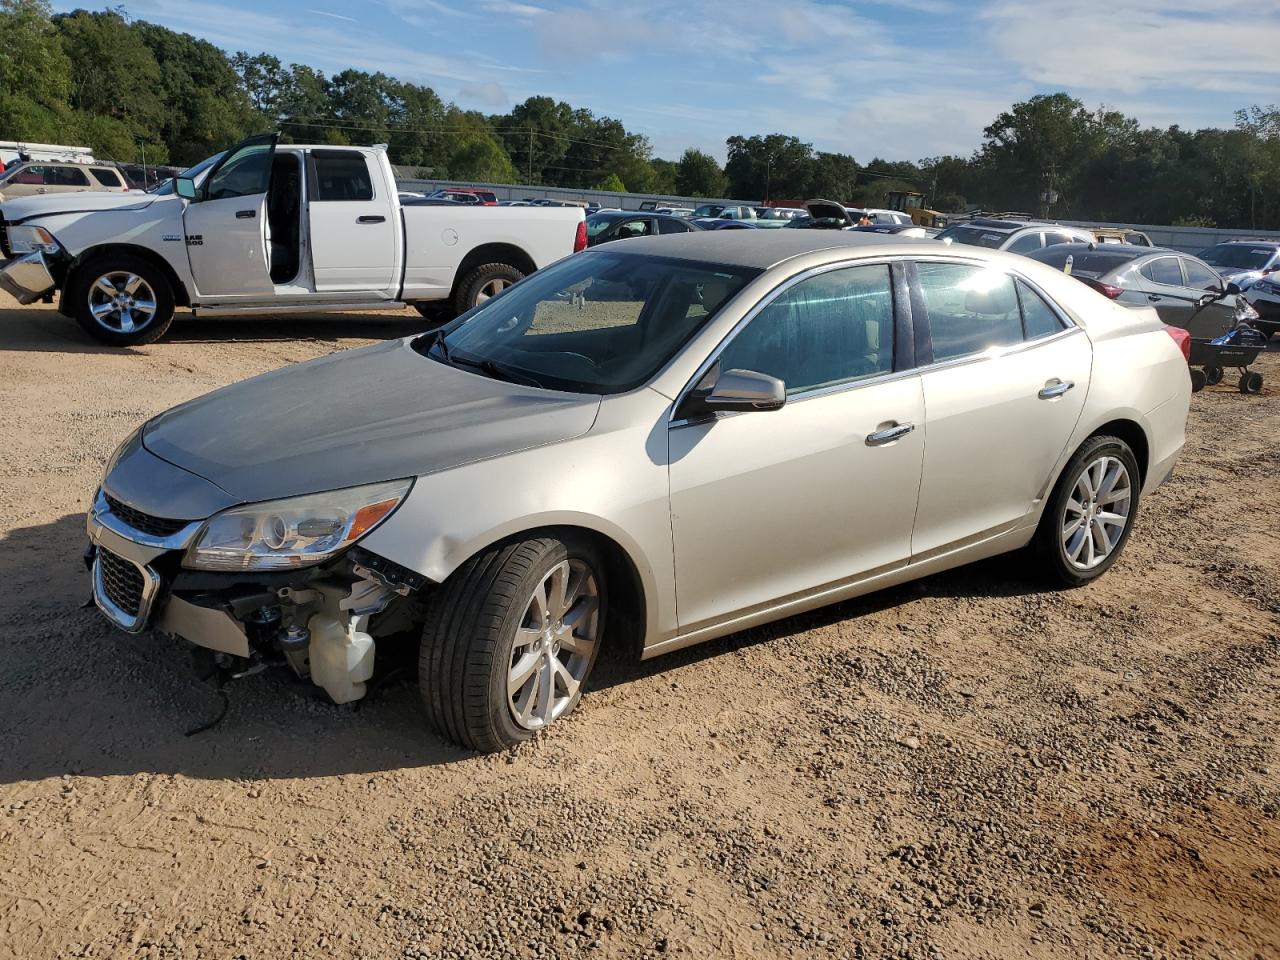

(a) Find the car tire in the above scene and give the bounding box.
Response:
[71,254,175,346]
[419,534,606,752]
[1033,435,1142,588]
[453,262,525,316]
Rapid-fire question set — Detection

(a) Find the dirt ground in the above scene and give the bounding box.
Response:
[0,299,1277,960]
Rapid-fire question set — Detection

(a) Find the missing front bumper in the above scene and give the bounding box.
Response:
[0,251,56,304]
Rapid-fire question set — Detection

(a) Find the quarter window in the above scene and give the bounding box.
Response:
[916,262,1022,361]
[89,167,125,187]
[1017,280,1066,339]
[656,218,690,235]
[716,264,895,396]
[1141,256,1183,286]
[312,151,374,201]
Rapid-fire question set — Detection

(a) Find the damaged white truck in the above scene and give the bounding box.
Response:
[0,133,586,345]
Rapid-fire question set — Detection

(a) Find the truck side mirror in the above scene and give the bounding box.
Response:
[175,177,197,200]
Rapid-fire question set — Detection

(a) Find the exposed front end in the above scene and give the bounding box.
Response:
[85,454,427,704]
[0,250,57,304]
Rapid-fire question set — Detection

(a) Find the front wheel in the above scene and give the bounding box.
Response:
[419,535,605,752]
[1033,436,1141,587]
[71,254,175,346]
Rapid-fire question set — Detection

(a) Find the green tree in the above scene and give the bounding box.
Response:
[0,0,71,108]
[724,134,814,200]
[54,9,164,142]
[806,151,858,200]
[594,172,626,192]
[498,96,574,184]
[675,148,726,197]
[649,157,678,193]
[447,134,517,183]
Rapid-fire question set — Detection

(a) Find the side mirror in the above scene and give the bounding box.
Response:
[174,176,197,200]
[679,368,786,420]
[1224,281,1242,296]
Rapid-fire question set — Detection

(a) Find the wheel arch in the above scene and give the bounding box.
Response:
[449,243,537,298]
[59,244,191,316]
[429,519,653,658]
[1085,417,1150,488]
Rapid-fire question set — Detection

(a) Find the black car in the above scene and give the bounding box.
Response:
[584,211,703,246]
[1027,243,1256,339]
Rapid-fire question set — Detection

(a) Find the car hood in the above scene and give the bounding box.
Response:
[142,338,602,505]
[0,191,158,222]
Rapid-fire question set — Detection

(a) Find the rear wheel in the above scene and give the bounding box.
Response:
[1189,368,1207,392]
[453,262,525,316]
[419,534,605,752]
[1033,435,1141,587]
[1239,370,1263,394]
[71,254,175,346]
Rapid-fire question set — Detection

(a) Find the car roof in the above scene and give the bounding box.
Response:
[593,230,917,269]
[1209,239,1280,247]
[588,210,692,222]
[1037,242,1174,257]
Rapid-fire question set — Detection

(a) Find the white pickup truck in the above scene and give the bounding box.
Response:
[0,134,586,345]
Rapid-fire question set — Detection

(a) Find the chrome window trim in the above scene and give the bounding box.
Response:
[668,253,1082,428]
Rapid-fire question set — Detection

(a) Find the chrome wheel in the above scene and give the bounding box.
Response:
[87,271,157,334]
[476,277,511,303]
[1062,455,1132,570]
[508,559,599,730]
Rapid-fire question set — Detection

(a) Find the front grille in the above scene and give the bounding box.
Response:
[99,549,145,617]
[105,493,189,538]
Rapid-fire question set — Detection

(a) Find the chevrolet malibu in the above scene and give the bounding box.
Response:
[87,232,1191,751]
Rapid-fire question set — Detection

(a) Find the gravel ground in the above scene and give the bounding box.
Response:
[0,300,1277,960]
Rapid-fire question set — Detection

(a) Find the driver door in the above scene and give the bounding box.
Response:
[182,134,277,300]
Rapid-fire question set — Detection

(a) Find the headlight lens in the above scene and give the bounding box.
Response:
[183,478,413,571]
[1236,299,1261,321]
[7,225,62,255]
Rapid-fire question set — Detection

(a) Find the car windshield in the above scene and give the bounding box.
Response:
[149,152,223,194]
[1028,247,1137,278]
[424,251,759,395]
[1197,245,1276,270]
[585,215,616,238]
[935,225,1010,249]
[692,204,725,217]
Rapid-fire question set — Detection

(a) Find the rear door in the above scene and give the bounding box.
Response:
[182,133,277,299]
[1180,257,1235,337]
[307,150,397,292]
[909,260,1091,556]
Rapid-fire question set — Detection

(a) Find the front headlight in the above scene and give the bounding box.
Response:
[7,225,62,255]
[183,478,413,571]
[1236,299,1261,321]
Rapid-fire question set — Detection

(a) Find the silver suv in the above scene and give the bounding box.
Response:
[936,218,1095,256]
[0,161,129,200]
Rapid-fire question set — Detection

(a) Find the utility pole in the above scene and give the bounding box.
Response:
[528,127,533,185]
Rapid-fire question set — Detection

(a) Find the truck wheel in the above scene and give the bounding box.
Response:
[419,534,605,752]
[453,263,524,316]
[1032,435,1141,588]
[71,255,175,346]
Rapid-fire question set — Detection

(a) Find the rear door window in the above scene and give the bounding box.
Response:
[1017,280,1066,339]
[657,218,691,235]
[1006,232,1044,254]
[48,166,90,187]
[916,262,1023,361]
[312,151,374,201]
[1140,256,1184,287]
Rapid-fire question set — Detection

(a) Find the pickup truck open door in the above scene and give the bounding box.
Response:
[182,133,277,299]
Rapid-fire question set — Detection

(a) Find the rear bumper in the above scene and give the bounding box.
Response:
[0,251,56,304]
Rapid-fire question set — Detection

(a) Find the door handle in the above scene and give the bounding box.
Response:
[1147,294,1162,302]
[236,209,256,219]
[865,422,914,446]
[36,188,46,194]
[1038,380,1075,399]
[357,215,386,224]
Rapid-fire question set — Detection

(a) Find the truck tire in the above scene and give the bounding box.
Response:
[71,254,175,346]
[453,262,525,316]
[419,534,606,752]
[1032,435,1141,588]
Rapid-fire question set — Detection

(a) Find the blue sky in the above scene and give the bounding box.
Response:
[70,0,1280,163]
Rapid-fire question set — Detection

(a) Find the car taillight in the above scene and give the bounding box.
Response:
[1080,277,1124,299]
[573,219,587,253]
[1163,324,1191,362]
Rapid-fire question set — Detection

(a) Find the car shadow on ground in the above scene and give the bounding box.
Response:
[0,306,430,353]
[0,514,1058,786]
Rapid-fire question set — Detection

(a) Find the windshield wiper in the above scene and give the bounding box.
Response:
[450,352,547,389]
[428,328,452,363]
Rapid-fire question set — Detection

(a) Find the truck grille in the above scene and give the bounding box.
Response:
[98,549,146,617]
[105,493,190,538]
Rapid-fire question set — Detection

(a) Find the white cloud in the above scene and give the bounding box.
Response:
[306,9,356,22]
[457,81,511,110]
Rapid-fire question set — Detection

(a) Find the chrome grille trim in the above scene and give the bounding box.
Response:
[93,547,161,633]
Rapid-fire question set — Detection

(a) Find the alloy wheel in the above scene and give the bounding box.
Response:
[508,559,600,730]
[476,278,511,303]
[87,271,157,334]
[1062,455,1132,570]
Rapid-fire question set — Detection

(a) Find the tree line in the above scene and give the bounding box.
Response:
[2,1,1277,228]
